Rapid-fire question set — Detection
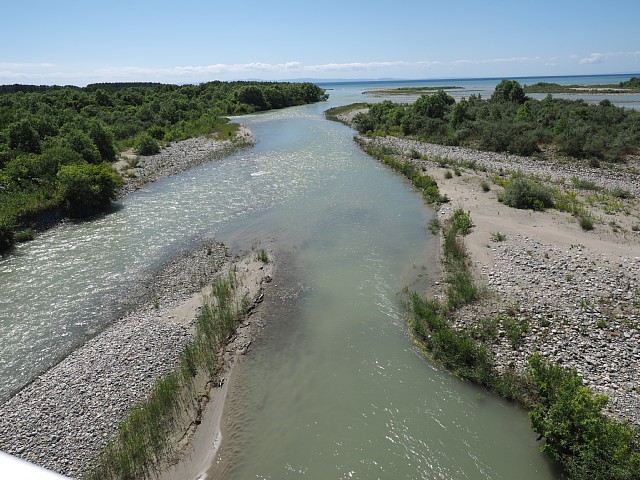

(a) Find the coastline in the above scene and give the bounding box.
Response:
[357,134,640,426]
[0,125,265,478]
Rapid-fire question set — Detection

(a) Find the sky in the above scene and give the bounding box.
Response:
[2,0,640,86]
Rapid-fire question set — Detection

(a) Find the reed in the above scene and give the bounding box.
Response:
[85,271,245,479]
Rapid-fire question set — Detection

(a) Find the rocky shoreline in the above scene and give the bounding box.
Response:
[358,134,640,427]
[0,127,262,478]
[115,126,254,197]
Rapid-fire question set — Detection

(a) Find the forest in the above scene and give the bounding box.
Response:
[352,79,640,164]
[0,81,327,253]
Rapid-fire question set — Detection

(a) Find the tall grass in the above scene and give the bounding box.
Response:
[86,271,246,479]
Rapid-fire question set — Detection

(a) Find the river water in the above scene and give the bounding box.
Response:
[0,84,556,478]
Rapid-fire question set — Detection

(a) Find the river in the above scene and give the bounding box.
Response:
[0,83,558,478]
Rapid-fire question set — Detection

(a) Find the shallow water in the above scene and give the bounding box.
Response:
[1,86,556,478]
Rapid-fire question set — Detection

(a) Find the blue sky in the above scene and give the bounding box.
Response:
[2,0,639,86]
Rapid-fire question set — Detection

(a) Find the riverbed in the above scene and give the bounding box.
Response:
[0,90,556,478]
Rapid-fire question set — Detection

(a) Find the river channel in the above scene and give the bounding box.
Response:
[1,85,555,478]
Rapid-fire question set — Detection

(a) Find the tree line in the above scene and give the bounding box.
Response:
[0,81,327,253]
[352,79,640,163]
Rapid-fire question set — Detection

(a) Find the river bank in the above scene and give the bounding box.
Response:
[0,241,272,478]
[356,134,640,426]
[0,124,270,478]
[114,126,254,197]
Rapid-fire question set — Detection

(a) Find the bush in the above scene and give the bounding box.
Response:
[451,208,472,235]
[0,214,16,252]
[57,163,123,217]
[529,354,640,479]
[147,125,166,140]
[503,176,554,210]
[135,134,160,156]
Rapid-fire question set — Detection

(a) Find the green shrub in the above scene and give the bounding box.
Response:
[610,187,633,199]
[578,212,595,231]
[428,217,441,235]
[529,354,640,479]
[146,125,166,140]
[0,214,16,252]
[490,231,507,242]
[481,180,491,192]
[571,176,600,191]
[503,176,554,210]
[255,249,269,263]
[444,170,453,179]
[503,316,529,347]
[451,208,472,235]
[135,134,160,156]
[57,163,123,217]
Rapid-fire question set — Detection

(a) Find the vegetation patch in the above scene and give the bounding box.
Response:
[348,79,640,162]
[86,271,249,479]
[408,211,640,479]
[0,81,327,253]
[502,176,555,210]
[356,138,448,204]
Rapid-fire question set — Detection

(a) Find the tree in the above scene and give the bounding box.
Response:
[136,133,160,155]
[88,120,116,161]
[57,163,122,217]
[59,127,102,164]
[413,91,455,119]
[492,80,526,104]
[235,85,268,110]
[8,119,41,153]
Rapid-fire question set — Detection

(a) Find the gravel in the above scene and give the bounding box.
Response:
[117,129,254,197]
[0,130,256,477]
[359,134,640,426]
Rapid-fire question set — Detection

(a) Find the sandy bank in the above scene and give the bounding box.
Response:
[0,124,267,477]
[0,243,272,478]
[358,134,640,426]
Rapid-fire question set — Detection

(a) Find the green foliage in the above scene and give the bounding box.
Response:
[491,80,526,104]
[8,119,41,153]
[577,210,595,231]
[88,120,116,161]
[503,315,529,347]
[571,176,600,191]
[355,139,448,204]
[451,208,472,235]
[490,231,506,242]
[0,214,16,252]
[428,217,441,235]
[481,180,491,192]
[146,125,166,140]
[255,248,269,263]
[346,80,639,163]
[88,273,248,479]
[135,133,160,156]
[528,354,640,479]
[57,163,123,217]
[503,176,555,210]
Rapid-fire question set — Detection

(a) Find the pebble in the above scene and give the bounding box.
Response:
[360,135,640,427]
[0,145,233,477]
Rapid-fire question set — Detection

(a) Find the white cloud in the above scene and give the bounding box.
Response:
[4,52,635,85]
[0,62,55,68]
[580,52,605,65]
[579,50,640,65]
